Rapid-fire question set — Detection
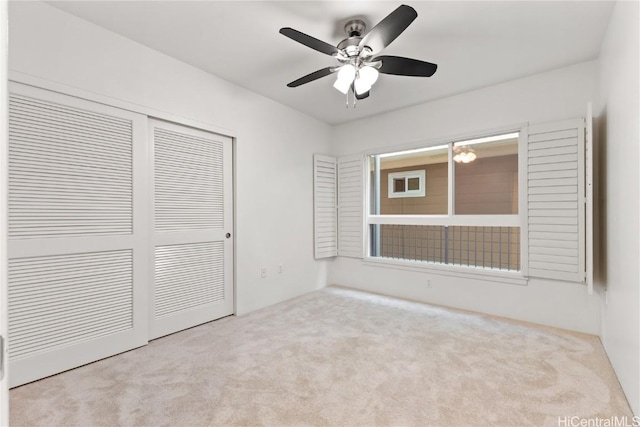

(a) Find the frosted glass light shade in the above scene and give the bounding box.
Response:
[359,66,379,85]
[354,78,371,95]
[354,66,378,95]
[333,64,356,94]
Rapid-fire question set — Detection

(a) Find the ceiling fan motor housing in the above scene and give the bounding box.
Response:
[338,19,367,58]
[344,19,366,37]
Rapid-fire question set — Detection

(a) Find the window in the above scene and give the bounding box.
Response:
[368,132,521,272]
[388,170,425,198]
[313,118,587,283]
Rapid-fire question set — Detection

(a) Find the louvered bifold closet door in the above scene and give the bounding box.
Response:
[527,118,585,282]
[150,119,233,339]
[313,154,337,259]
[338,155,365,258]
[7,83,149,387]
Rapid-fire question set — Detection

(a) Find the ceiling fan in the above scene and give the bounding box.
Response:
[279,4,437,103]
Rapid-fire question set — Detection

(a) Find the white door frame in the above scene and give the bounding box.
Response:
[1,0,10,423]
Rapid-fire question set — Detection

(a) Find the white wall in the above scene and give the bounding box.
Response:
[597,1,640,415]
[7,1,332,315]
[329,61,602,334]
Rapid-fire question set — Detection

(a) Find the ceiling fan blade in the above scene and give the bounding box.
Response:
[359,5,417,54]
[279,27,340,57]
[287,67,336,88]
[375,55,438,77]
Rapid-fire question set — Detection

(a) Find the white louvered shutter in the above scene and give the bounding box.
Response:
[585,103,595,294]
[338,155,365,258]
[7,83,148,387]
[527,118,586,282]
[313,154,337,259]
[150,119,233,339]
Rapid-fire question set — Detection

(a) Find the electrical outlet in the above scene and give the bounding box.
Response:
[278,264,284,274]
[261,267,267,279]
[426,279,432,288]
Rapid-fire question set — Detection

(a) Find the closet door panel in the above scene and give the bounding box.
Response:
[7,83,148,387]
[150,119,233,339]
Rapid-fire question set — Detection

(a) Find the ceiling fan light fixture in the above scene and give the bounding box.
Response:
[453,152,477,163]
[453,146,477,164]
[280,4,438,105]
[333,64,356,94]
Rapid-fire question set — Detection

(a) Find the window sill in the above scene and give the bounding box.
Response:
[362,257,528,286]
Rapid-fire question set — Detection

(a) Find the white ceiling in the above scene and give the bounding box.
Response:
[47,1,614,125]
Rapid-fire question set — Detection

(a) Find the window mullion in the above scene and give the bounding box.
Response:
[448,142,454,217]
[367,214,520,227]
[373,154,381,257]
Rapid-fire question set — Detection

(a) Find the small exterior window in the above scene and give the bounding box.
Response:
[388,170,425,198]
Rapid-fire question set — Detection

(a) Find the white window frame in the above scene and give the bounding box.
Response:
[388,170,425,198]
[365,124,528,284]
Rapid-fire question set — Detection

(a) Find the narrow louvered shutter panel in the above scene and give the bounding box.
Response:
[313,154,337,258]
[585,103,595,294]
[338,155,365,258]
[150,120,233,339]
[7,83,148,388]
[527,118,585,282]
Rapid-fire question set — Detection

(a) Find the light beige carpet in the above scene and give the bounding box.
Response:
[10,286,633,426]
